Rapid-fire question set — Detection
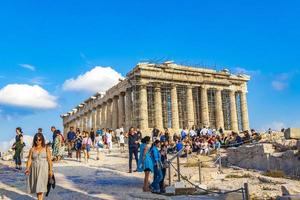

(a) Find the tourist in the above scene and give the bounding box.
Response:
[106,130,113,154]
[119,131,125,153]
[25,133,53,200]
[115,128,121,148]
[67,127,76,158]
[95,133,104,160]
[82,132,92,163]
[150,140,163,193]
[175,140,184,152]
[200,126,208,136]
[12,127,24,163]
[128,127,139,173]
[136,128,143,141]
[189,125,197,139]
[90,128,95,147]
[52,130,64,162]
[74,130,83,162]
[159,131,166,142]
[164,128,170,142]
[151,126,160,142]
[200,138,210,155]
[160,142,168,193]
[181,127,188,140]
[38,128,43,134]
[50,126,57,149]
[13,134,25,170]
[137,136,153,192]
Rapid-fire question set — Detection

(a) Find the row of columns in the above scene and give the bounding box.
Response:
[138,84,250,132]
[64,84,250,134]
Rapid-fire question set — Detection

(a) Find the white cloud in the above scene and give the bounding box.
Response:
[63,66,123,93]
[19,64,35,71]
[271,80,287,91]
[0,84,57,109]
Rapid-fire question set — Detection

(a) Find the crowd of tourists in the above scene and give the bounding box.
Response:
[9,124,264,199]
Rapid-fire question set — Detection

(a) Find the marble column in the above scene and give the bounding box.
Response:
[96,106,101,130]
[80,116,84,131]
[154,84,163,130]
[125,88,133,131]
[88,111,93,131]
[186,86,195,128]
[83,114,87,131]
[240,91,250,131]
[106,99,113,129]
[229,90,239,132]
[101,103,107,128]
[200,86,209,127]
[118,92,125,128]
[112,96,119,130]
[139,84,149,131]
[92,108,97,131]
[171,84,180,131]
[215,88,224,130]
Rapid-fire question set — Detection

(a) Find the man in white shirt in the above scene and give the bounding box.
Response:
[200,126,208,136]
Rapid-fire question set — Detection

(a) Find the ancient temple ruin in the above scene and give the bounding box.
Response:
[61,62,250,136]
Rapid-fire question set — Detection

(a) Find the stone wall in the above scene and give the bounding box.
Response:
[226,143,300,177]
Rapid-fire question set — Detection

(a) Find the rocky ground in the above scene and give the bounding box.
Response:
[0,143,299,200]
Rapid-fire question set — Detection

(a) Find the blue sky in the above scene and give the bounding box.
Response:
[1,0,300,142]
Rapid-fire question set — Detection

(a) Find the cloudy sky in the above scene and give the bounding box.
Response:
[0,0,300,144]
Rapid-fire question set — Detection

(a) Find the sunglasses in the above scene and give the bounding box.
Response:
[36,138,42,142]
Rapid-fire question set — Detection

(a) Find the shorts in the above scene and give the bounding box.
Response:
[144,168,151,172]
[86,145,91,152]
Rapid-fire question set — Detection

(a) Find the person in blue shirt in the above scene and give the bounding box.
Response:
[181,127,188,140]
[150,140,163,193]
[67,127,76,158]
[175,140,184,152]
[137,136,153,192]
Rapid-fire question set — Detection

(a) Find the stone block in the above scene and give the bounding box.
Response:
[165,186,175,194]
[174,181,185,188]
[284,128,300,139]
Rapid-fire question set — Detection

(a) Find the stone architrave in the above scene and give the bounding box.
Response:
[154,84,163,130]
[171,84,180,131]
[240,91,250,131]
[215,88,224,130]
[200,86,209,127]
[139,84,149,131]
[186,85,195,128]
[229,90,239,132]
[118,92,125,128]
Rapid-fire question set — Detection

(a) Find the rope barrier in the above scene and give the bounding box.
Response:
[169,162,244,195]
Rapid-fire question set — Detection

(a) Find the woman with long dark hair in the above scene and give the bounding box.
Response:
[25,133,53,200]
[137,136,153,192]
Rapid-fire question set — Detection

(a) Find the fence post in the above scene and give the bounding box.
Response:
[244,183,250,200]
[168,161,172,186]
[177,153,181,182]
[198,160,202,184]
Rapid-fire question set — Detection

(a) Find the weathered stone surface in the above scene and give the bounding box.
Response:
[226,143,300,177]
[281,184,300,196]
[284,128,300,139]
[273,139,298,152]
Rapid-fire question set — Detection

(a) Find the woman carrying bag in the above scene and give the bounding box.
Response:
[25,133,53,200]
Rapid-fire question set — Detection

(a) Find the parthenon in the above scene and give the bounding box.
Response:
[61,62,250,137]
